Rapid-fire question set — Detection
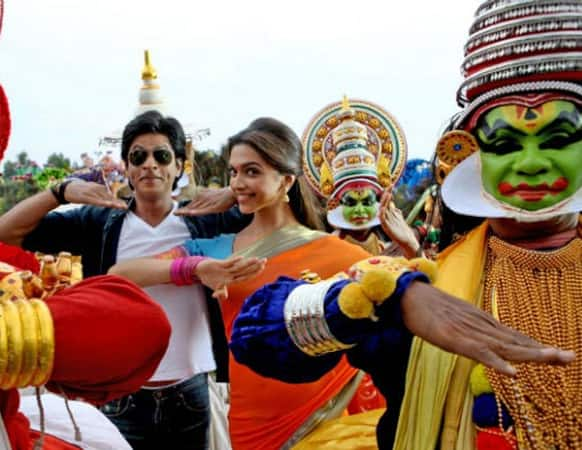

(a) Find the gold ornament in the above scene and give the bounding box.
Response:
[30,298,55,386]
[0,300,23,389]
[326,117,338,127]
[300,269,321,283]
[435,160,453,185]
[319,162,334,196]
[377,152,392,188]
[0,306,8,384]
[436,130,478,166]
[483,237,582,448]
[141,49,158,81]
[15,299,39,387]
[0,298,55,389]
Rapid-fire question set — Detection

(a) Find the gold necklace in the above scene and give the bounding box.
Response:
[483,236,582,449]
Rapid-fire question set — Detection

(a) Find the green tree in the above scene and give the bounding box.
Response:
[17,151,30,166]
[0,178,41,213]
[194,150,228,186]
[46,152,71,170]
[2,160,16,178]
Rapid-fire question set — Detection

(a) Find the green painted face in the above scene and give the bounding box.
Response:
[340,188,378,226]
[475,100,582,210]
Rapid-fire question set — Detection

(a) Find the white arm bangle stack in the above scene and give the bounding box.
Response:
[284,280,355,357]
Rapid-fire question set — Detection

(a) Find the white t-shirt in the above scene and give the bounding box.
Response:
[116,205,216,381]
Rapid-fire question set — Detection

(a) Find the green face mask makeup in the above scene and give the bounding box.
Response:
[340,188,379,226]
[475,100,582,211]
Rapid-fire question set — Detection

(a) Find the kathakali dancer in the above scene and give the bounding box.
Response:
[230,1,582,449]
[303,98,415,413]
[302,97,414,256]
[0,16,171,447]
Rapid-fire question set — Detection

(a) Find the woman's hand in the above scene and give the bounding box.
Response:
[175,187,236,216]
[401,282,576,376]
[195,256,266,300]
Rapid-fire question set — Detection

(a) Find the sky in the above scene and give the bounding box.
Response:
[0,0,477,168]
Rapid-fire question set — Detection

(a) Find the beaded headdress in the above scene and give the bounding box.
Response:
[438,0,582,220]
[302,97,407,230]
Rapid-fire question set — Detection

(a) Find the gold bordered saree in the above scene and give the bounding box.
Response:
[223,224,371,450]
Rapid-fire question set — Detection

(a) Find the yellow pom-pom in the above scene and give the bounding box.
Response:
[360,270,396,304]
[469,364,493,397]
[338,282,374,320]
[408,258,438,283]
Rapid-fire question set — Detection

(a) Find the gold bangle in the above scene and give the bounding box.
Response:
[30,299,55,386]
[15,299,39,387]
[0,303,8,385]
[0,300,24,389]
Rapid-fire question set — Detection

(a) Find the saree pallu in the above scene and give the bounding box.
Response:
[223,225,370,450]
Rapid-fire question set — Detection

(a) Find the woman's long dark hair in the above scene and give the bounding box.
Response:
[222,117,325,231]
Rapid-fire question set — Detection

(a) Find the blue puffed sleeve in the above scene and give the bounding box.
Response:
[230,277,348,383]
[229,272,429,384]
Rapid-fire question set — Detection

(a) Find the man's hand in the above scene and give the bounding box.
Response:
[175,187,235,216]
[401,282,575,376]
[63,181,127,209]
[195,256,266,300]
[379,189,420,258]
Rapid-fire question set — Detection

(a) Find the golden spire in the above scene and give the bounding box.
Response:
[341,94,350,111]
[141,50,158,81]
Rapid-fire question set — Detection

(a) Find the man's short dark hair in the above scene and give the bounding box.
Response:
[121,110,187,190]
[121,110,187,164]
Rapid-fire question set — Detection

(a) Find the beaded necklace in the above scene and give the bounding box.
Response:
[483,236,582,449]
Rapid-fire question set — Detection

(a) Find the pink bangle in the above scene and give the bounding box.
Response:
[170,256,208,286]
[183,256,207,284]
[170,258,186,286]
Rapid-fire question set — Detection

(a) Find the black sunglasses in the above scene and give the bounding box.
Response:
[128,149,174,166]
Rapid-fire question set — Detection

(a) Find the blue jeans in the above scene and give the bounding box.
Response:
[101,373,210,450]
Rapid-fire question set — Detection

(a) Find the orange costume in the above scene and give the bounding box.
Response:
[193,226,370,450]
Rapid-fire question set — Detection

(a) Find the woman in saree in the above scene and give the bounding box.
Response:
[109,117,375,450]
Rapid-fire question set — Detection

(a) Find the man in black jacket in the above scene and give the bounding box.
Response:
[0,110,250,449]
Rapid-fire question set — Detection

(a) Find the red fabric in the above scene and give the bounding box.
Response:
[46,275,171,404]
[0,83,10,162]
[0,273,171,449]
[0,243,40,274]
[0,390,30,450]
[476,429,517,450]
[29,430,82,449]
[347,373,387,414]
[0,390,82,449]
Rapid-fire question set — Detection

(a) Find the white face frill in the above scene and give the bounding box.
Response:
[441,152,582,222]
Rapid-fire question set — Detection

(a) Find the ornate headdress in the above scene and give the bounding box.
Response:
[437,0,582,220]
[302,97,407,230]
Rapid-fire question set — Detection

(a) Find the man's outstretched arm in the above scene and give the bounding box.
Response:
[230,271,575,381]
[0,181,125,246]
